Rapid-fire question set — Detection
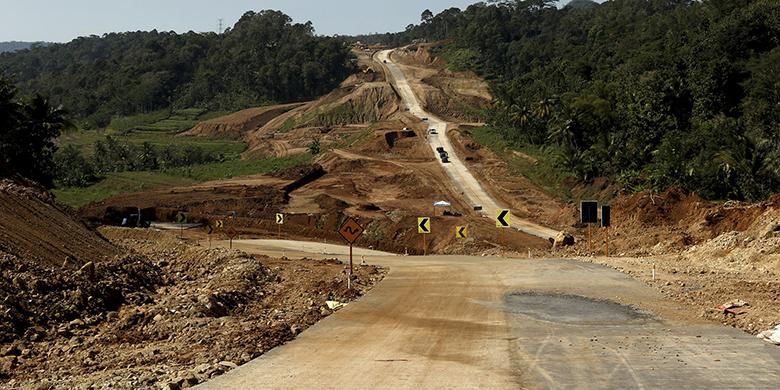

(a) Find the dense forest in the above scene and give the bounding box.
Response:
[0,11,354,127]
[0,42,50,54]
[357,0,780,201]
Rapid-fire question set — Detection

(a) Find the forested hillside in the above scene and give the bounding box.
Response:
[0,11,354,127]
[0,41,50,53]
[359,0,780,201]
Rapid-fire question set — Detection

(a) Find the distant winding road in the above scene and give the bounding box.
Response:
[376,50,559,241]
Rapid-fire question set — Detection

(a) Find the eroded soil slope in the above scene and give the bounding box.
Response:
[0,180,118,269]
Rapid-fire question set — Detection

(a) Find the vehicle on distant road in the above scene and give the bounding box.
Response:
[422,117,429,121]
[436,146,445,153]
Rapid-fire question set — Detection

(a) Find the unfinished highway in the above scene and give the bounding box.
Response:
[376,49,560,242]
[197,241,780,389]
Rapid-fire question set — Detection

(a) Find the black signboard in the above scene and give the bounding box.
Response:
[601,205,611,228]
[581,201,598,224]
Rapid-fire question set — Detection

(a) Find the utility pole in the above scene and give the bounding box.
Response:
[218,18,224,34]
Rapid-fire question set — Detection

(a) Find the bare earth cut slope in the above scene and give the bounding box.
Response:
[0,180,118,268]
[182,103,305,140]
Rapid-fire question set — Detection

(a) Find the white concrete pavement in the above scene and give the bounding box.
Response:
[376,50,559,241]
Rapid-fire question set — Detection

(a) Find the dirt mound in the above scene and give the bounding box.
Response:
[0,251,162,345]
[681,206,780,273]
[299,82,399,128]
[613,188,705,227]
[553,188,774,258]
[182,103,304,139]
[0,180,118,269]
[2,228,386,388]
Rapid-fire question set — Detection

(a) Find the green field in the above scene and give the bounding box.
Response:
[53,154,313,208]
[53,171,197,208]
[59,109,242,156]
[54,109,314,208]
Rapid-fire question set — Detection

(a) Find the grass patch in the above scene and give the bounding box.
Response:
[430,45,480,72]
[53,171,197,208]
[58,130,247,157]
[167,153,313,182]
[468,126,574,201]
[107,108,213,133]
[53,154,313,208]
[54,107,314,208]
[58,106,246,157]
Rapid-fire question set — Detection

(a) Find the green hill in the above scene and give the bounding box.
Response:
[0,11,354,127]
[357,0,780,201]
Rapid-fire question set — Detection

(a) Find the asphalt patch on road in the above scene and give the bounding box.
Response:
[506,292,656,326]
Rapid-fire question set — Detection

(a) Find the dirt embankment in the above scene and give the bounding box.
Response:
[0,180,118,269]
[448,128,577,231]
[242,81,400,157]
[1,228,385,389]
[544,190,780,337]
[581,198,780,337]
[181,103,305,140]
[566,189,771,257]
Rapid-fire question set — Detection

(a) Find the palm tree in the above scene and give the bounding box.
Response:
[509,104,531,126]
[715,134,780,200]
[532,96,558,120]
[18,95,72,186]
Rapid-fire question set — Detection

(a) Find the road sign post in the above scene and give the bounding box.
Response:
[206,224,214,249]
[418,217,431,256]
[581,201,598,254]
[176,212,188,239]
[456,226,468,239]
[496,209,511,244]
[601,205,611,257]
[338,217,365,290]
[225,227,238,249]
[496,209,511,228]
[276,213,284,239]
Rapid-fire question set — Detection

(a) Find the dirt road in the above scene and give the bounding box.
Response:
[197,240,780,389]
[376,50,559,241]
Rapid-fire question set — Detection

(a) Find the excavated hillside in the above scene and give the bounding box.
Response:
[0,180,118,268]
[181,103,305,140]
[242,72,401,157]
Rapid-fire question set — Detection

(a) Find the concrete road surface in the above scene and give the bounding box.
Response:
[198,240,780,389]
[376,50,559,242]
[230,239,396,257]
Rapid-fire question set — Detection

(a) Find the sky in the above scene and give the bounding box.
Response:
[0,0,583,43]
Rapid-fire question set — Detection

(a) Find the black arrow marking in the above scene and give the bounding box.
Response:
[458,226,467,238]
[419,218,430,233]
[343,226,362,235]
[497,210,510,227]
[276,214,283,223]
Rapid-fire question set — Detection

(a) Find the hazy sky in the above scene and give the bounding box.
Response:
[0,1,585,43]
[0,1,470,42]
